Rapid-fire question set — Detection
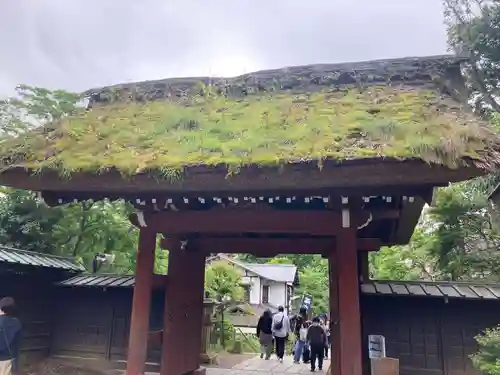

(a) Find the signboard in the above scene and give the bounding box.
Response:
[368,335,386,359]
[300,294,313,312]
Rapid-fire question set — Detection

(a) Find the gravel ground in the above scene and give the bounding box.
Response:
[19,359,106,375]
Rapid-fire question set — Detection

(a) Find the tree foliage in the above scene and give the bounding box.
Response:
[0,84,82,135]
[295,260,329,314]
[205,261,244,303]
[444,0,500,114]
[0,86,170,274]
[471,326,500,375]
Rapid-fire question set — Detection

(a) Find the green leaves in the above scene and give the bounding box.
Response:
[0,190,140,273]
[371,180,500,282]
[471,326,500,375]
[205,260,244,303]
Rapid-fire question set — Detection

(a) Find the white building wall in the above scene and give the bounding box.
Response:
[269,282,287,307]
[249,277,261,304]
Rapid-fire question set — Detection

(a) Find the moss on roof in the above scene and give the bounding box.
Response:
[1,57,500,177]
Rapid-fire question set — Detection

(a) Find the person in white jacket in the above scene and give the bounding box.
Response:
[272,306,291,362]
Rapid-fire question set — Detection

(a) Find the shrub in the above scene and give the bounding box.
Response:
[471,326,500,375]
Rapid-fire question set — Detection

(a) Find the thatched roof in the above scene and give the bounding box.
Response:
[1,55,499,178]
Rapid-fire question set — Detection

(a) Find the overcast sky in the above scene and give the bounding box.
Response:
[0,0,449,96]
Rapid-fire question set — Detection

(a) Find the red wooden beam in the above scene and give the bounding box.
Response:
[336,228,363,375]
[163,237,381,255]
[125,229,156,375]
[152,274,168,289]
[137,210,341,235]
[131,210,399,235]
[161,241,206,374]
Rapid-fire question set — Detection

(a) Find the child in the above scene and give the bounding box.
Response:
[306,317,326,372]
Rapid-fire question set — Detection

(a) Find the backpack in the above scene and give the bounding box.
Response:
[274,314,285,330]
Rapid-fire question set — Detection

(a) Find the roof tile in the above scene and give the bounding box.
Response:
[389,283,409,295]
[56,274,500,305]
[436,284,461,298]
[472,285,497,299]
[0,245,84,272]
[363,280,500,301]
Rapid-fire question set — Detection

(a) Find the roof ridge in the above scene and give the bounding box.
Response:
[85,54,466,95]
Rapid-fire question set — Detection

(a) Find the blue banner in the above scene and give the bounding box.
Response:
[300,294,313,311]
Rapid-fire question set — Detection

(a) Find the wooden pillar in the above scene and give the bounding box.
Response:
[126,228,157,375]
[161,241,206,375]
[358,252,370,283]
[330,228,363,375]
[329,251,341,375]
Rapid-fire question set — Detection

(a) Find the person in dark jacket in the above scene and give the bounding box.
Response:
[306,317,326,372]
[294,307,307,340]
[256,309,273,360]
[0,297,22,375]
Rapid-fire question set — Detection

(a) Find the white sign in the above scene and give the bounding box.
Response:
[368,335,386,359]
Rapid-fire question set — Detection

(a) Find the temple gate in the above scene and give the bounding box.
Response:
[0,55,497,375]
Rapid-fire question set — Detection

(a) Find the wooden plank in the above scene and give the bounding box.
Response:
[3,160,478,193]
[336,228,362,375]
[132,210,398,236]
[125,229,156,375]
[161,244,206,375]
[136,210,343,235]
[358,252,370,282]
[179,237,381,255]
[192,237,333,254]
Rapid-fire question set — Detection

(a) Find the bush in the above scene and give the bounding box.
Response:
[228,340,243,354]
[211,318,234,348]
[471,326,500,375]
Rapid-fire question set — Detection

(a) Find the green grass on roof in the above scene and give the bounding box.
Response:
[2,85,498,177]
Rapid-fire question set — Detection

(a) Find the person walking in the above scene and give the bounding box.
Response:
[293,320,309,364]
[0,297,22,375]
[256,309,273,360]
[293,307,307,340]
[324,319,331,359]
[306,317,326,372]
[291,306,307,360]
[272,306,290,363]
[318,316,330,359]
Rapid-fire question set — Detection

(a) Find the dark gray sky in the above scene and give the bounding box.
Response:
[0,0,449,96]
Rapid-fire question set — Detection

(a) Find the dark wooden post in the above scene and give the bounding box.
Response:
[126,228,157,375]
[161,241,206,375]
[330,228,363,375]
[358,252,370,283]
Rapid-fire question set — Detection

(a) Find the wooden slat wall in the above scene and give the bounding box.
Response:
[0,274,55,366]
[362,295,500,375]
[47,286,500,375]
[51,287,165,362]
